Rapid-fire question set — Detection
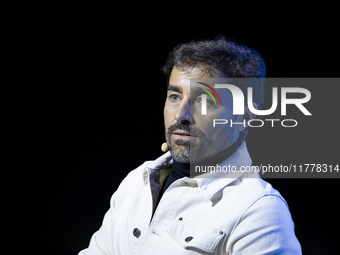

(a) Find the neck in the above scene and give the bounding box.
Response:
[171,160,191,178]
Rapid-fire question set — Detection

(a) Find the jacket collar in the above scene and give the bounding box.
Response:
[144,141,254,202]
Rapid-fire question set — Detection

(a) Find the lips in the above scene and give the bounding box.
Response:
[172,130,192,137]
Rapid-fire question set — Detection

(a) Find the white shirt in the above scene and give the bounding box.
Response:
[79,142,302,254]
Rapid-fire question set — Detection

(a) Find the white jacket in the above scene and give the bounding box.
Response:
[79,142,302,254]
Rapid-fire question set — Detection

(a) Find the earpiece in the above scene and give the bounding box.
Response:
[161,142,169,152]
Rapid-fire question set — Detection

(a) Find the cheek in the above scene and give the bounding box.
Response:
[193,106,234,137]
[164,105,176,128]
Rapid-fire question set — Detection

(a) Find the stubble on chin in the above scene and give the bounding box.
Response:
[166,129,237,164]
[166,133,207,164]
[166,133,190,163]
[165,121,238,164]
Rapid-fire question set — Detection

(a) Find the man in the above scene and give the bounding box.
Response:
[79,37,302,254]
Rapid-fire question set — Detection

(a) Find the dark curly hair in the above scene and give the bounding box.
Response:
[162,37,266,108]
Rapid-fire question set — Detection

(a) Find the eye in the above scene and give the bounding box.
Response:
[196,95,214,105]
[170,94,180,102]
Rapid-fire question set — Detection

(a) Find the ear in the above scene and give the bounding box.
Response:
[236,102,257,131]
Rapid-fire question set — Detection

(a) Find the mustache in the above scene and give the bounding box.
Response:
[167,122,206,139]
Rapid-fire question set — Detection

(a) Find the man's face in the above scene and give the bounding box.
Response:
[164,67,248,163]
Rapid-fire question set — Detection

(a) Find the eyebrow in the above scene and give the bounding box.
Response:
[167,84,183,94]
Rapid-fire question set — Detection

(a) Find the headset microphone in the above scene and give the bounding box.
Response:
[161,142,169,152]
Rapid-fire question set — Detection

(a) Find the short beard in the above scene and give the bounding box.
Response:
[165,122,206,164]
[170,139,190,163]
[165,121,238,164]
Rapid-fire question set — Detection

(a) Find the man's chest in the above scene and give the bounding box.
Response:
[110,180,252,255]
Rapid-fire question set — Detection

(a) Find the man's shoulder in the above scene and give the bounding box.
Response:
[116,152,173,189]
[214,175,289,221]
[225,178,301,254]
[239,176,288,208]
[243,175,284,195]
[234,177,293,228]
[117,160,150,186]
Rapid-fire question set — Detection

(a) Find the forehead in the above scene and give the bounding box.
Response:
[168,67,199,88]
[168,67,228,89]
[169,67,226,88]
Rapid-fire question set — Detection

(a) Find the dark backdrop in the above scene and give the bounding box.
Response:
[10,1,339,254]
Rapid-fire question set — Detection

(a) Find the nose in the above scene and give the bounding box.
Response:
[175,99,192,124]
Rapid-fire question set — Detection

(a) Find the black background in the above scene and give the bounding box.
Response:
[10,1,339,254]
